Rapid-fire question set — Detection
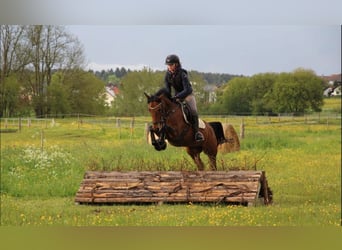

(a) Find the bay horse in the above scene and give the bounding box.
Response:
[144,88,227,171]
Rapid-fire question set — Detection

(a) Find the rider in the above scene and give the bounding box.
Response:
[163,54,204,142]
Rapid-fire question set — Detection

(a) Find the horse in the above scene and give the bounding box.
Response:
[144,88,228,171]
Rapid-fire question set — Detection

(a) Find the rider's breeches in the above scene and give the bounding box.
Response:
[185,94,198,115]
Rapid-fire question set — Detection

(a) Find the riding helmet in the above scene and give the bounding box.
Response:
[165,54,180,65]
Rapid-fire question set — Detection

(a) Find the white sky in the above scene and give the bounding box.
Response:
[67,25,340,76]
[1,0,341,76]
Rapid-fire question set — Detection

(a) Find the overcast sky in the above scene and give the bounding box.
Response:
[1,0,341,76]
[67,25,340,76]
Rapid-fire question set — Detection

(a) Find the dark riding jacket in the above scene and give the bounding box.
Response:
[164,68,193,99]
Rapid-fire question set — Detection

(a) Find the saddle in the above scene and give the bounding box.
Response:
[176,101,225,144]
[177,100,205,129]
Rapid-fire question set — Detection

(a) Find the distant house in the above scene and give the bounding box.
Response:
[104,84,120,106]
[321,74,341,85]
[323,87,334,97]
[321,74,341,97]
[203,84,218,103]
[323,86,341,97]
[331,86,341,96]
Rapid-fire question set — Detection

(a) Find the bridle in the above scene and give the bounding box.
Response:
[148,99,175,132]
[147,99,169,151]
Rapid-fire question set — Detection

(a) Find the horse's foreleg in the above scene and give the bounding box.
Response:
[208,154,217,171]
[194,154,205,171]
[186,148,205,171]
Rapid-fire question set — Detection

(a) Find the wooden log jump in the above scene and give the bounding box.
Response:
[75,170,272,206]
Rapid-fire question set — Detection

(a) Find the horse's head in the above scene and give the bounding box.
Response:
[144,88,173,133]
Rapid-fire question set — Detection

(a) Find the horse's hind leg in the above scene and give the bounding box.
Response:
[203,146,217,171]
[186,147,205,171]
[208,154,217,171]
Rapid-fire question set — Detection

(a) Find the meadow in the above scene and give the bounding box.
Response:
[0,98,341,226]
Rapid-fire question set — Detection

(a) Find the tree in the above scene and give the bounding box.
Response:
[211,68,323,115]
[0,25,85,117]
[112,69,163,116]
[249,73,278,114]
[48,72,71,116]
[59,70,106,115]
[1,74,20,117]
[272,69,323,113]
[213,77,252,114]
[24,25,85,116]
[187,71,207,112]
[0,25,26,117]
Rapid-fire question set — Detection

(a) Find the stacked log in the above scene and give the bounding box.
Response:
[75,170,272,206]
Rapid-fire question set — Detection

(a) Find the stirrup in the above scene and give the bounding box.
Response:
[195,132,204,142]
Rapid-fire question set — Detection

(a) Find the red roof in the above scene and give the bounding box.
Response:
[321,74,341,82]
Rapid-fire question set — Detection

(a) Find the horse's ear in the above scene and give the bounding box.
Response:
[144,92,150,99]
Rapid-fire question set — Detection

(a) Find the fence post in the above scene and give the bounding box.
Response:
[116,118,121,139]
[18,117,22,132]
[77,113,80,129]
[145,123,150,143]
[240,118,245,139]
[130,117,135,141]
[41,129,44,152]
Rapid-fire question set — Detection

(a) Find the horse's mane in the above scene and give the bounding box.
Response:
[154,88,172,100]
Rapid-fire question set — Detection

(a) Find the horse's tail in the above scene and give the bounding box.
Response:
[218,123,240,153]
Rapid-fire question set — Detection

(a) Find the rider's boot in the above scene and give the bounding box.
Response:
[192,114,204,142]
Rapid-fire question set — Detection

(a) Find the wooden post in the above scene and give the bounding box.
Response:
[41,129,44,152]
[77,113,80,129]
[130,117,135,141]
[145,123,150,143]
[18,117,22,132]
[240,118,245,139]
[116,118,121,139]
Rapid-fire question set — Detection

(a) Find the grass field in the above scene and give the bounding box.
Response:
[1,98,341,226]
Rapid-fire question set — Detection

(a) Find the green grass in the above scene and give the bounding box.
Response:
[1,195,339,226]
[322,97,341,113]
[1,112,341,226]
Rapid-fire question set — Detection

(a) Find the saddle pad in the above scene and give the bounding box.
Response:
[179,101,205,129]
[199,119,205,129]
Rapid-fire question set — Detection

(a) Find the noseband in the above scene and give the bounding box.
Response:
[148,102,164,127]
